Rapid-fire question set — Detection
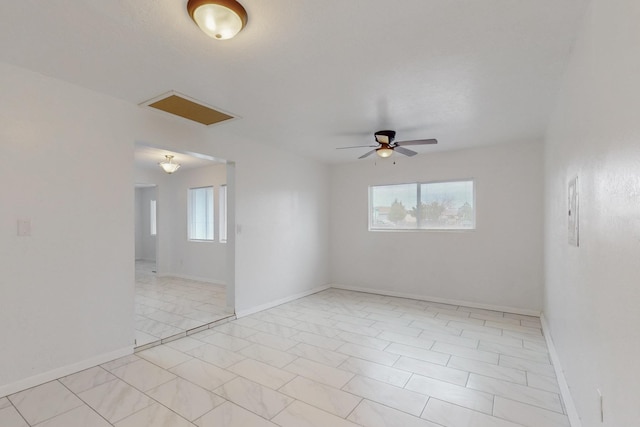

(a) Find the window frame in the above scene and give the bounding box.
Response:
[150,199,157,236]
[219,185,227,243]
[368,178,476,232]
[187,186,215,242]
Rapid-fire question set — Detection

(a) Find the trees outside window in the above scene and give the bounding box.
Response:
[370,180,475,230]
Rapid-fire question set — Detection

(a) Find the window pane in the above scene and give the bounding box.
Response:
[370,183,417,229]
[419,181,474,229]
[150,200,157,236]
[188,186,214,240]
[219,185,227,242]
[369,180,475,231]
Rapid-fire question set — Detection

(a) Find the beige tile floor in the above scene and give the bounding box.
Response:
[1,289,570,427]
[135,261,231,347]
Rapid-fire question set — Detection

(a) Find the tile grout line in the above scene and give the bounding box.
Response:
[15,289,570,427]
[57,379,116,426]
[6,397,33,427]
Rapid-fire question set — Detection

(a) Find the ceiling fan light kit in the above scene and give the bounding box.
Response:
[187,0,248,40]
[376,147,394,158]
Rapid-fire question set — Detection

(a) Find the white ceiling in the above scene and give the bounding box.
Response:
[0,0,588,163]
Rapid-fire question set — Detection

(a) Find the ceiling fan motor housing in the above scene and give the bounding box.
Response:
[375,130,396,144]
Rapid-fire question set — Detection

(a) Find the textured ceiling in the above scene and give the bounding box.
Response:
[0,0,588,163]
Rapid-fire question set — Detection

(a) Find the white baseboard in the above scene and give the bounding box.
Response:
[157,273,226,286]
[0,346,133,398]
[330,284,541,317]
[236,285,330,318]
[540,313,581,427]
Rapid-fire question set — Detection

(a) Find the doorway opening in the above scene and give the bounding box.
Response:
[133,143,235,349]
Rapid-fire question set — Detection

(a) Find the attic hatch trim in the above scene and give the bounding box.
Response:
[140,90,239,127]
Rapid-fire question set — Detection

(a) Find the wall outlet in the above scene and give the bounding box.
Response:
[597,389,603,422]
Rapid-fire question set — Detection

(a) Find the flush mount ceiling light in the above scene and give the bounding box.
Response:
[187,0,248,40]
[159,155,181,174]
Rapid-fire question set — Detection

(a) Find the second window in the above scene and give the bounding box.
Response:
[188,186,214,241]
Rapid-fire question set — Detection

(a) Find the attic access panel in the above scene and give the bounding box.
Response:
[142,91,236,126]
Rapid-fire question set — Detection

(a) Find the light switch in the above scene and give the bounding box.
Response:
[17,219,31,237]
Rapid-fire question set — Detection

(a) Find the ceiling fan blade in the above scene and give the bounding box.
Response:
[394,146,418,157]
[358,150,377,159]
[336,145,378,150]
[394,138,438,146]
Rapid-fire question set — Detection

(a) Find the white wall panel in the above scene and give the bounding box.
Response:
[0,62,330,393]
[543,1,640,425]
[330,141,544,312]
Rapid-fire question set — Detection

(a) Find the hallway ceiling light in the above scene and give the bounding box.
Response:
[187,0,248,40]
[159,155,181,174]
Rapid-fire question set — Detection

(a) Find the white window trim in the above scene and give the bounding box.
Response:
[219,185,227,243]
[150,199,157,236]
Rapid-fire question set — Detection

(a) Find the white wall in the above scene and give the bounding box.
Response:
[0,62,330,395]
[231,146,330,314]
[0,64,136,393]
[134,187,156,262]
[543,1,640,425]
[164,164,227,284]
[330,141,544,313]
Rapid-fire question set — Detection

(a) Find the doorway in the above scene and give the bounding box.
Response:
[133,143,235,349]
[135,184,157,275]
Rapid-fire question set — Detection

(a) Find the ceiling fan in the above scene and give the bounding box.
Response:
[337,130,438,159]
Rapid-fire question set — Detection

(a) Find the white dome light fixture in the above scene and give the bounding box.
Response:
[159,155,181,174]
[187,0,248,40]
[376,146,394,158]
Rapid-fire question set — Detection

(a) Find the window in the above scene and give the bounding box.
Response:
[219,185,227,242]
[188,186,214,241]
[369,180,475,230]
[150,200,157,236]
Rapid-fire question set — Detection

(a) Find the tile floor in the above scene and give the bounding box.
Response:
[1,289,570,427]
[135,260,231,347]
